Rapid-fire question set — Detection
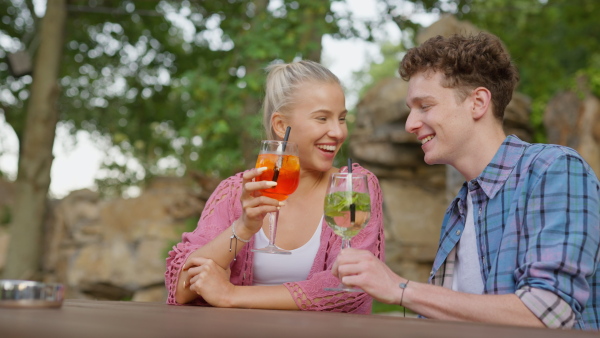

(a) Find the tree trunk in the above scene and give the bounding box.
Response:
[3,0,67,280]
[240,0,269,168]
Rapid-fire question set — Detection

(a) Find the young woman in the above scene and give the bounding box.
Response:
[165,60,384,313]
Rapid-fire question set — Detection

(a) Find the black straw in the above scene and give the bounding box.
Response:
[348,158,355,224]
[282,126,291,150]
[272,126,291,182]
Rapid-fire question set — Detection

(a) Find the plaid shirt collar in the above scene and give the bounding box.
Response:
[446,135,527,213]
[475,135,527,199]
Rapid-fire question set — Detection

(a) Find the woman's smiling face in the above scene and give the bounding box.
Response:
[276,81,348,173]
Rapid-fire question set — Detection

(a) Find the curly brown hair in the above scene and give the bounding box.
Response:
[399,33,519,121]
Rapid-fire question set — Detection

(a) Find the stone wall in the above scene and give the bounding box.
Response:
[0,176,214,302]
[544,83,600,174]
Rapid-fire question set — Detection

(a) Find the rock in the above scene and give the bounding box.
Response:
[39,176,206,301]
[132,286,167,303]
[544,84,600,175]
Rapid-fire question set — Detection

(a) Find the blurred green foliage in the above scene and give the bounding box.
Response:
[0,205,11,227]
[0,0,369,196]
[377,0,600,142]
[2,0,598,195]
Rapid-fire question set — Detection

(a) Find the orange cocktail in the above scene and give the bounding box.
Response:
[252,139,299,255]
[255,153,300,201]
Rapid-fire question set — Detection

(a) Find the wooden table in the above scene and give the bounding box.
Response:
[0,299,596,337]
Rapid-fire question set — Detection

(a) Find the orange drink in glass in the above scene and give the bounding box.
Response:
[252,140,300,254]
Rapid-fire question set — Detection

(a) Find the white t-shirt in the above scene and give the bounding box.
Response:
[451,192,485,294]
[252,218,322,286]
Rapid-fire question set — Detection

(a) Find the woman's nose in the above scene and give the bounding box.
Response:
[328,120,346,138]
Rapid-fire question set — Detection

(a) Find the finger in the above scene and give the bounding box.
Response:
[245,205,282,219]
[189,274,199,285]
[187,266,204,278]
[336,261,367,278]
[241,195,281,209]
[341,274,365,289]
[337,249,373,265]
[331,258,341,277]
[183,256,210,270]
[244,180,277,193]
[242,167,268,185]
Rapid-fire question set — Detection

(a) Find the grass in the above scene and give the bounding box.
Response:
[372,300,404,313]
[372,300,416,316]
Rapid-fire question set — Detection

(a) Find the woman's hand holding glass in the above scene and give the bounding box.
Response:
[252,140,300,254]
[235,167,285,240]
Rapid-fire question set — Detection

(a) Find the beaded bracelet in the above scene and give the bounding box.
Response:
[229,222,250,261]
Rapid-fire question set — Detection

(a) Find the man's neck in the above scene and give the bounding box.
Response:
[454,127,506,181]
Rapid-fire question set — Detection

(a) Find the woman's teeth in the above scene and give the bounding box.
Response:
[421,135,435,145]
[317,145,336,152]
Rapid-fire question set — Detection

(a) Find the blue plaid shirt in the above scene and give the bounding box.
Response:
[429,135,600,330]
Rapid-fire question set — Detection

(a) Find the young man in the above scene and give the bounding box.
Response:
[332,33,600,330]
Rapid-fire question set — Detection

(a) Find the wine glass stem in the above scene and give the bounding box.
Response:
[268,211,279,247]
[341,237,351,250]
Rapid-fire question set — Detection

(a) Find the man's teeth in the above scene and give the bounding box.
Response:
[317,145,336,152]
[421,135,435,145]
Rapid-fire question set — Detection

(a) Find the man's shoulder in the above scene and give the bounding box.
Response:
[516,141,599,188]
[520,141,586,167]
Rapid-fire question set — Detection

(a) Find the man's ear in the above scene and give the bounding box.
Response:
[471,87,492,120]
[271,112,287,139]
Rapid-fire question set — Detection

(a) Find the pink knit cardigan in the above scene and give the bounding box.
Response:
[164,164,384,314]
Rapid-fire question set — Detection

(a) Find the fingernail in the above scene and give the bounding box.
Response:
[277,206,281,210]
[265,181,277,187]
[279,201,286,206]
[257,167,268,173]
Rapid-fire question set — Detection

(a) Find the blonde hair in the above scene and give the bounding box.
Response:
[262,60,341,139]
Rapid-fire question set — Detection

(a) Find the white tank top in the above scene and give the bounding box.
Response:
[252,218,322,286]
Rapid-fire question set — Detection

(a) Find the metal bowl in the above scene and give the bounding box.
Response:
[0,280,65,308]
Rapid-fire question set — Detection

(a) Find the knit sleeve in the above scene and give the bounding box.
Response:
[164,173,244,305]
[284,164,385,313]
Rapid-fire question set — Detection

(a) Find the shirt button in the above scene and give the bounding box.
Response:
[456,230,461,236]
[478,207,482,216]
[430,270,435,276]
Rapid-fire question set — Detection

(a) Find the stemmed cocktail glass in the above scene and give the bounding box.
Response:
[324,171,371,292]
[252,140,300,255]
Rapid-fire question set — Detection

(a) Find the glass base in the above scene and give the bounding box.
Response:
[324,284,364,293]
[252,245,292,255]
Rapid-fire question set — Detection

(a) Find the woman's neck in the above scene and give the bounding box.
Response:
[291,167,339,198]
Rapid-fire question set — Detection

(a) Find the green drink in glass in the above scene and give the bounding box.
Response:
[323,172,371,292]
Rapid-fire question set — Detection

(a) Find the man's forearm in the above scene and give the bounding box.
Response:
[403,281,545,328]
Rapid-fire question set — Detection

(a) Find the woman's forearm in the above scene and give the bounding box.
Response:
[229,285,299,310]
[175,220,253,304]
